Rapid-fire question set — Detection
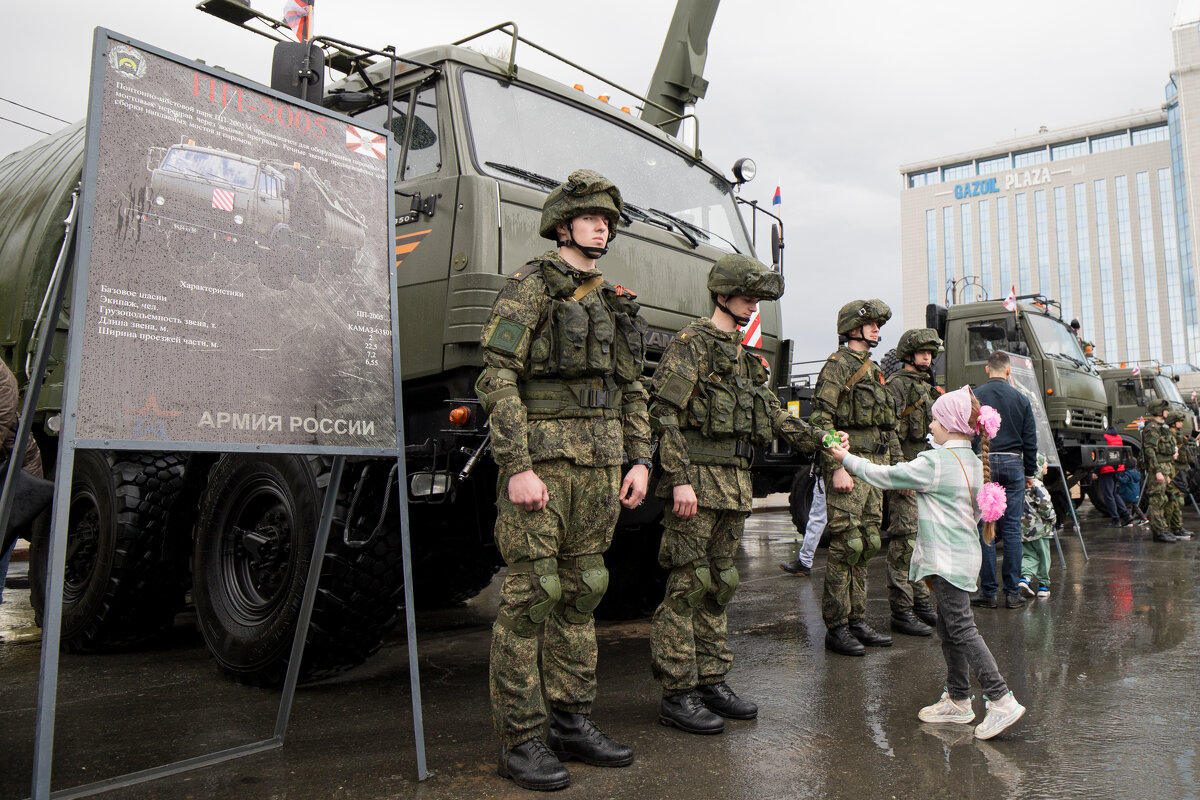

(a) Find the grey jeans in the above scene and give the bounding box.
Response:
[931,575,1009,702]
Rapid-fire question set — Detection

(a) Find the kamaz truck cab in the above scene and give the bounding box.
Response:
[1101,362,1195,445]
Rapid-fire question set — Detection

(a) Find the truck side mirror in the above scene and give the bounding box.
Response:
[770,223,782,270]
[271,41,325,102]
[925,304,947,338]
[146,146,167,172]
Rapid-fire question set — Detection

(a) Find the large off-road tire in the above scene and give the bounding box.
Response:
[192,455,406,686]
[29,450,189,650]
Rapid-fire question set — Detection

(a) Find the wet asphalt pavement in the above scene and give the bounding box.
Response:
[2,501,1199,800]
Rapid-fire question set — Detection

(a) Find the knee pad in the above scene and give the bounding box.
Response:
[667,558,711,614]
[862,531,882,561]
[842,534,865,565]
[561,553,609,624]
[499,556,561,637]
[711,557,739,607]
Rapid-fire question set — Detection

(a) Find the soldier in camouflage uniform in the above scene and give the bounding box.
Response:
[647,254,832,735]
[476,170,652,791]
[1141,399,1180,543]
[813,300,903,657]
[884,329,943,637]
[1168,410,1195,539]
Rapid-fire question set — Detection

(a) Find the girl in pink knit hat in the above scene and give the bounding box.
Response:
[827,385,1026,740]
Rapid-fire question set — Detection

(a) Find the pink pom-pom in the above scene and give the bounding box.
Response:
[977,405,1002,439]
[977,482,1007,522]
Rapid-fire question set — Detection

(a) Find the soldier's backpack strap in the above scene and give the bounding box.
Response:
[901,394,929,419]
[570,274,605,302]
[837,359,873,405]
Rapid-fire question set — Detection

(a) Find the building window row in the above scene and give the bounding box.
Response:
[906,123,1169,188]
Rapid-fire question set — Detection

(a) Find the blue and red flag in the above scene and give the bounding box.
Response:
[283,0,312,42]
[772,185,781,206]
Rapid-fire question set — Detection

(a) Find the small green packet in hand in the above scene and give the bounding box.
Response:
[822,430,841,448]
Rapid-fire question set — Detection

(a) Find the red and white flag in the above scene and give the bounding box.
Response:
[741,308,762,348]
[345,124,387,160]
[211,188,234,211]
[282,0,312,42]
[1131,365,1140,376]
[1002,286,1017,312]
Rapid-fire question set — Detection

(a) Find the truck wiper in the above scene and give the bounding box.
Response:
[622,202,672,233]
[483,161,560,191]
[646,207,699,248]
[1047,351,1088,370]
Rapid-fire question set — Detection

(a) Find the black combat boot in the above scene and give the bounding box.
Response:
[498,736,570,791]
[1153,530,1179,542]
[848,618,893,647]
[659,690,725,734]
[779,558,811,576]
[546,709,634,767]
[912,602,938,627]
[695,681,758,719]
[824,624,866,656]
[1174,528,1194,540]
[890,609,933,637]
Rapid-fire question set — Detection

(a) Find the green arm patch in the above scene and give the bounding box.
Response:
[484,318,530,355]
[655,369,694,409]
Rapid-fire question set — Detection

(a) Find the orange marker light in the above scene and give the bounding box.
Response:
[598,95,609,103]
[573,84,584,91]
[621,106,631,113]
[449,406,471,427]
[1046,388,1054,395]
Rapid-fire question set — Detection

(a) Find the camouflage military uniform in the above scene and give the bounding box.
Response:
[649,318,823,693]
[812,347,902,629]
[477,250,651,748]
[1141,415,1179,538]
[884,367,939,614]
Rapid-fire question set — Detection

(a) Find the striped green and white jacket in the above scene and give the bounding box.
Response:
[842,439,983,592]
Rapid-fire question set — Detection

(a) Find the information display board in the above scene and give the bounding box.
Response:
[74,35,396,451]
[1005,352,1060,468]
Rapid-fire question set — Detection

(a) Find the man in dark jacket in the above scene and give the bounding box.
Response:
[971,352,1038,609]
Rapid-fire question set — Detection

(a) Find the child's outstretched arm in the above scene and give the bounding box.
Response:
[827,442,936,492]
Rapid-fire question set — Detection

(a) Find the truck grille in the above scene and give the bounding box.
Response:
[1069,407,1106,432]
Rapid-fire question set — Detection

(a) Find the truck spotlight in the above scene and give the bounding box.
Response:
[45,414,62,434]
[410,471,451,498]
[448,406,471,427]
[731,157,756,185]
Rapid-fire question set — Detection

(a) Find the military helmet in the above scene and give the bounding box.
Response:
[837,299,892,336]
[1167,409,1186,425]
[706,254,784,301]
[539,169,623,242]
[896,328,943,361]
[1149,398,1170,416]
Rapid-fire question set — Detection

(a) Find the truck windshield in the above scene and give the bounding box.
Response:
[1157,376,1185,404]
[160,148,259,190]
[1025,313,1089,365]
[460,71,751,254]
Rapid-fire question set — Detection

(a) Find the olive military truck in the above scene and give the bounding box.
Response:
[124,141,369,288]
[0,12,798,684]
[927,294,1125,518]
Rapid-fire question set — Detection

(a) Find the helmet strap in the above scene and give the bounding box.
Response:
[563,220,609,260]
[715,296,752,328]
[846,331,880,349]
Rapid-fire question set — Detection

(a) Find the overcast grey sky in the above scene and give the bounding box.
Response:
[0,0,1182,365]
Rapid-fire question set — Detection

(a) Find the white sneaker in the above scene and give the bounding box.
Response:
[1018,578,1035,598]
[1036,585,1050,598]
[974,692,1026,740]
[918,692,975,724]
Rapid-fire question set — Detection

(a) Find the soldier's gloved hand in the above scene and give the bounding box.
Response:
[832,467,854,494]
[508,469,549,511]
[620,464,649,509]
[672,484,698,520]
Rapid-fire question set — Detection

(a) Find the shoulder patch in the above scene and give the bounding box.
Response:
[485,318,529,354]
[656,369,694,409]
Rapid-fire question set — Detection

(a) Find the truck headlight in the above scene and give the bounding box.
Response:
[233,214,244,225]
[1101,414,1108,429]
[154,196,165,205]
[1064,409,1073,427]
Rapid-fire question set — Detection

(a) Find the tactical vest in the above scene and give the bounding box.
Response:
[521,259,646,419]
[678,327,775,464]
[834,355,897,431]
[889,371,937,458]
